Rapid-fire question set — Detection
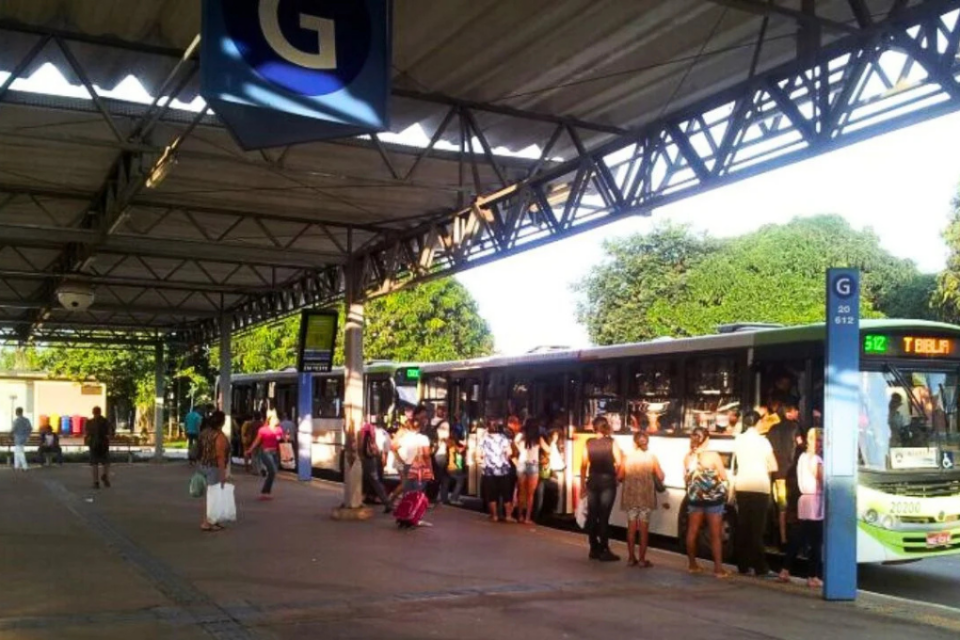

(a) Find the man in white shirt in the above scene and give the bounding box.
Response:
[12,408,32,471]
[733,411,778,577]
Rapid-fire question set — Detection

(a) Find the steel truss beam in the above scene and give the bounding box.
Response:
[7,35,205,341]
[179,0,960,344]
[706,0,860,34]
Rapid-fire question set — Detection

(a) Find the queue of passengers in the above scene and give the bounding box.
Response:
[358,406,567,524]
[580,396,823,587]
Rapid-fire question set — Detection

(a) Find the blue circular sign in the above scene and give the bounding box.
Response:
[223,0,372,97]
[833,274,856,299]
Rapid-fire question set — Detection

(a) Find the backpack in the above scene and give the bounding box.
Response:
[685,453,727,504]
[361,428,380,460]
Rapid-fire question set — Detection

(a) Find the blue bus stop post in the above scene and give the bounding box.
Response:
[824,268,860,601]
[297,373,313,482]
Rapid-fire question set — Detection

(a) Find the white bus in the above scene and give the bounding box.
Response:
[419,320,960,563]
[228,362,420,475]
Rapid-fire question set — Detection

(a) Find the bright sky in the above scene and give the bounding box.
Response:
[6,63,960,356]
[458,111,960,354]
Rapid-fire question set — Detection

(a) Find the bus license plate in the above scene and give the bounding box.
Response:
[926,531,951,547]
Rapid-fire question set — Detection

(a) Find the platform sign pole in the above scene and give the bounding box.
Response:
[297,373,313,482]
[824,269,860,601]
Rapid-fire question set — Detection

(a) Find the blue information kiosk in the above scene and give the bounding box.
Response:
[295,310,339,482]
[824,269,860,601]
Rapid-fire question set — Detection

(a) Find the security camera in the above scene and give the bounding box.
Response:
[57,284,95,311]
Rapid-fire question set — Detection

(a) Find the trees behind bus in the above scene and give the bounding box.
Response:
[575,215,939,345]
[212,277,494,374]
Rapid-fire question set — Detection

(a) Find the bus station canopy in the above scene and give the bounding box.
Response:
[0,0,958,346]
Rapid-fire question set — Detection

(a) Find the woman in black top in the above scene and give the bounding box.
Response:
[580,416,623,561]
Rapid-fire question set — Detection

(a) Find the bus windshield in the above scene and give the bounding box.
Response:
[859,365,959,471]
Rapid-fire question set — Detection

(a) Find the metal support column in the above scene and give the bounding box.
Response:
[297,372,313,481]
[153,342,164,461]
[219,314,233,443]
[341,297,365,509]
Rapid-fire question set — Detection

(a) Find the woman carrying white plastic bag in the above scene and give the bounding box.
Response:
[197,411,234,531]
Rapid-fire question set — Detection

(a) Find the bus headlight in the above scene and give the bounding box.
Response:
[862,509,879,525]
[881,515,897,530]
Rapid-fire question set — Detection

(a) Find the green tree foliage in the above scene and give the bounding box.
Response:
[577,215,938,344]
[215,277,494,373]
[40,347,156,410]
[575,224,718,344]
[356,277,494,362]
[937,191,960,323]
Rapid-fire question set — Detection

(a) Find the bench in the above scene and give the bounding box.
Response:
[0,433,144,465]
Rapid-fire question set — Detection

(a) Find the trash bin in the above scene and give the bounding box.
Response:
[60,415,71,434]
[71,415,83,435]
[39,414,50,429]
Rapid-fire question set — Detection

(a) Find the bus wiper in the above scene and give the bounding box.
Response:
[886,364,930,421]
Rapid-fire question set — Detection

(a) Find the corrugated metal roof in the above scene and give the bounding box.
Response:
[0,0,882,149]
[0,0,912,341]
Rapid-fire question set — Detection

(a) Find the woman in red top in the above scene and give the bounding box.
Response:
[245,413,285,500]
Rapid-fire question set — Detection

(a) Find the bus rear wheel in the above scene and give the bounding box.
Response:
[677,500,737,564]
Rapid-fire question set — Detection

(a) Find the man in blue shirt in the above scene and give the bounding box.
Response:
[185,406,203,463]
[12,407,32,471]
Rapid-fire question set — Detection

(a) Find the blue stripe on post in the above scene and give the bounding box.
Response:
[297,373,313,482]
[824,268,860,601]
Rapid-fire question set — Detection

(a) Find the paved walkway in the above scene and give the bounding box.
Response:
[1,463,958,640]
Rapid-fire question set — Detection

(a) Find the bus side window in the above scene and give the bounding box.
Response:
[684,356,741,435]
[581,364,622,432]
[626,359,680,435]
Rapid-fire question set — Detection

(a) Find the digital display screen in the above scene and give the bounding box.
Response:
[862,334,959,358]
[395,367,421,385]
[297,310,338,373]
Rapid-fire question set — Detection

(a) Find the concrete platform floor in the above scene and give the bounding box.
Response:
[1,463,958,640]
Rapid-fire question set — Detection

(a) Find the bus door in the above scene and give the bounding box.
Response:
[529,372,572,515]
[273,382,296,421]
[751,348,818,549]
[449,376,482,495]
[365,374,393,426]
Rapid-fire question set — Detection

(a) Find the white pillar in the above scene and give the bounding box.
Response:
[219,314,233,442]
[153,342,164,461]
[342,298,365,509]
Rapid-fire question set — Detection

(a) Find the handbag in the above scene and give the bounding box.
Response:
[189,471,206,498]
[653,475,666,494]
[278,442,296,470]
[575,496,589,529]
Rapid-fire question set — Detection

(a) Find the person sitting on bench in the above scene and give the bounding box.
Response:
[37,424,63,466]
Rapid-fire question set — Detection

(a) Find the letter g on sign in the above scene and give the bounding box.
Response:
[260,0,337,70]
[223,0,373,97]
[833,275,856,300]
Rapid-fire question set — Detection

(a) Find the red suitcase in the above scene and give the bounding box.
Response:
[394,491,428,529]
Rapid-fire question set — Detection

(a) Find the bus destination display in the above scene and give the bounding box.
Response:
[297,310,338,373]
[862,334,958,358]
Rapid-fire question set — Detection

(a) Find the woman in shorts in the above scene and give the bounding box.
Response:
[514,418,547,524]
[620,431,664,567]
[683,427,730,578]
